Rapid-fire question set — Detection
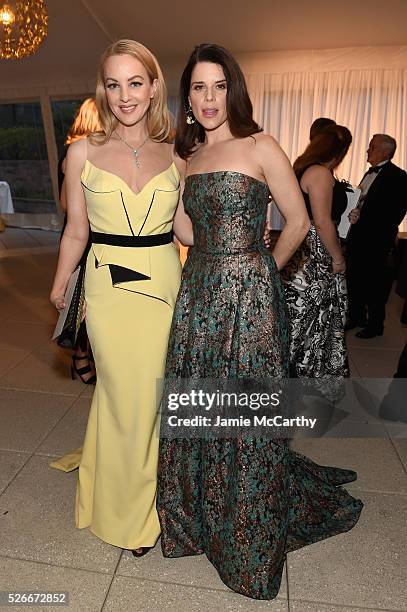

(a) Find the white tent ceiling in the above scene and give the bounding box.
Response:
[1,0,407,99]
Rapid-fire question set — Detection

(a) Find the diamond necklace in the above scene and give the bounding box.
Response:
[114,132,150,168]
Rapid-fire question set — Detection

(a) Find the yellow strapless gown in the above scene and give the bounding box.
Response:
[53,161,181,549]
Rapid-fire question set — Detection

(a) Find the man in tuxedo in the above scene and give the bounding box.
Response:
[346,134,407,338]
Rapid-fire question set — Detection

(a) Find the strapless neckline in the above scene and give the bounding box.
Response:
[84,159,177,197]
[185,170,269,191]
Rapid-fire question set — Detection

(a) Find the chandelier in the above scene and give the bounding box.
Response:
[0,1,48,59]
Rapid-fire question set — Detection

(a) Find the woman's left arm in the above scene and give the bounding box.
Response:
[255,135,310,269]
[304,166,345,273]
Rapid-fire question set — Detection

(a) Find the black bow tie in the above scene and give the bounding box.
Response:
[367,166,381,174]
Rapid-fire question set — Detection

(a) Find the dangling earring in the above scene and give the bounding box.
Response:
[186,103,195,125]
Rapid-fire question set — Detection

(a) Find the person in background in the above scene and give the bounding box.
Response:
[347,134,407,338]
[396,240,407,324]
[283,124,352,390]
[379,341,407,422]
[309,116,336,141]
[58,98,101,384]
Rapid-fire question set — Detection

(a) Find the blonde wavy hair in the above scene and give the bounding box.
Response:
[65,98,101,144]
[91,39,171,144]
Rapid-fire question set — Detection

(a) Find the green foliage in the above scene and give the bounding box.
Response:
[52,99,84,157]
[0,127,48,160]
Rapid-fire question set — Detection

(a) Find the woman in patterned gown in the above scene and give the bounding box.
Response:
[282,125,352,396]
[157,44,363,600]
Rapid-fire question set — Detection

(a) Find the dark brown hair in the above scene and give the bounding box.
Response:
[294,124,352,178]
[175,43,262,159]
[309,117,336,141]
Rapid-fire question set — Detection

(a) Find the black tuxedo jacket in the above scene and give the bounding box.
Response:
[348,161,407,253]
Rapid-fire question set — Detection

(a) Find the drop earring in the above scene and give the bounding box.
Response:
[186,103,195,125]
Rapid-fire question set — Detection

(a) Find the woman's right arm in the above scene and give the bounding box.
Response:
[172,152,194,246]
[173,193,194,246]
[303,165,345,273]
[59,177,67,212]
[50,139,89,309]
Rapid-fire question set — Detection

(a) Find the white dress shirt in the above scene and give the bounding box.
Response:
[358,160,389,200]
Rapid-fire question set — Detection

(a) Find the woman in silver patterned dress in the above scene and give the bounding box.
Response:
[282,124,352,395]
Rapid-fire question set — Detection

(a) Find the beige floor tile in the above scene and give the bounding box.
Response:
[0,450,30,494]
[392,439,407,469]
[383,421,407,439]
[0,346,83,396]
[0,389,74,452]
[104,576,288,611]
[291,438,407,495]
[0,455,121,573]
[0,228,39,249]
[346,323,407,352]
[117,548,287,598]
[287,490,407,610]
[352,378,405,417]
[0,348,29,377]
[347,355,360,377]
[350,348,402,377]
[289,602,367,611]
[0,297,57,326]
[37,397,91,457]
[80,385,96,399]
[24,228,60,247]
[0,557,111,612]
[0,322,52,353]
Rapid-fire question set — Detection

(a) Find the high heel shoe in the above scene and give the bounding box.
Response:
[71,354,96,385]
[131,547,152,558]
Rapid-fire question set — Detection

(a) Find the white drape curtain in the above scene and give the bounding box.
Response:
[3,46,406,231]
[238,47,407,231]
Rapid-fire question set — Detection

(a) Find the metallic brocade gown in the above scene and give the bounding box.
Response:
[157,171,363,600]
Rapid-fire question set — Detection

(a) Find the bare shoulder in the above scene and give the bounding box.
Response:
[302,164,333,182]
[250,133,289,171]
[66,138,87,166]
[249,133,291,178]
[251,133,282,156]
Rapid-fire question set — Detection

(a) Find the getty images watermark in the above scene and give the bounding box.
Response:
[158,377,407,439]
[166,389,317,430]
[158,378,318,439]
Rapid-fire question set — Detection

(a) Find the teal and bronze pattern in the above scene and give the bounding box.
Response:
[157,172,363,600]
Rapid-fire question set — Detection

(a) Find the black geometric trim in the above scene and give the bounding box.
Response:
[138,187,180,236]
[81,182,118,194]
[120,192,135,236]
[108,264,150,284]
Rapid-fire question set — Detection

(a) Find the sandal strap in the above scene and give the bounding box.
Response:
[74,364,92,376]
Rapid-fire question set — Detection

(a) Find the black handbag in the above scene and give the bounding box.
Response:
[56,264,86,349]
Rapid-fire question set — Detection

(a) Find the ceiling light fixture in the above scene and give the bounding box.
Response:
[0,1,48,60]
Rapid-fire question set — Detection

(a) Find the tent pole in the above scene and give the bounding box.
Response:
[40,93,62,218]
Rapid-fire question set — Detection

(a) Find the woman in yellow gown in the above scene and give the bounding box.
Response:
[50,40,192,553]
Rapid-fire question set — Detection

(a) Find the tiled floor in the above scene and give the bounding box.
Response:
[0,228,406,611]
[0,226,60,252]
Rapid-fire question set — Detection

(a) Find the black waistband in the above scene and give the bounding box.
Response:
[91,231,173,247]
